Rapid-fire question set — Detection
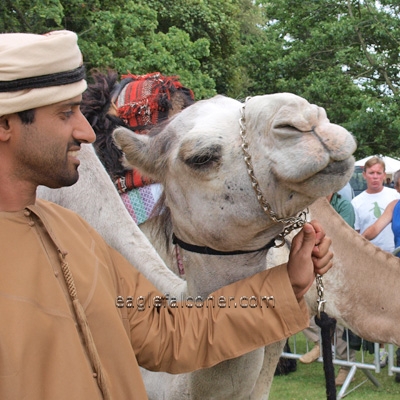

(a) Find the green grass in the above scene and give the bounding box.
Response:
[269,336,400,399]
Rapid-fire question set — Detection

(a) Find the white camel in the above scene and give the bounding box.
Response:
[40,92,357,399]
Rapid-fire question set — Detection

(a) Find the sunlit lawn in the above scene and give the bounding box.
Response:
[269,335,400,399]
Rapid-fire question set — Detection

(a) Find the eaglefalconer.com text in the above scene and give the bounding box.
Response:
[115,293,275,311]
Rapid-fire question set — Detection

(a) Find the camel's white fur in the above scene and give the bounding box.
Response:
[37,144,187,297]
[306,197,400,345]
[38,94,356,399]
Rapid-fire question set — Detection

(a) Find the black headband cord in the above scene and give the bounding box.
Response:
[0,65,86,93]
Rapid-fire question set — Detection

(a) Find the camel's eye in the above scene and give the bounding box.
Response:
[274,124,300,132]
[187,153,217,167]
[275,124,295,129]
[273,124,304,137]
[180,144,222,172]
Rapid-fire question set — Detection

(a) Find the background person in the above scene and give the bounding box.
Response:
[385,177,394,188]
[363,169,400,254]
[352,157,400,253]
[362,168,400,382]
[351,156,400,367]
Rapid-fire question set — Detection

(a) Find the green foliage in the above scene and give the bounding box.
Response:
[238,0,400,159]
[345,95,400,158]
[0,0,64,32]
[147,0,242,95]
[0,0,220,99]
[2,0,400,157]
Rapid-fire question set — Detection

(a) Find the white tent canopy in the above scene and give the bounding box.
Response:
[355,155,400,175]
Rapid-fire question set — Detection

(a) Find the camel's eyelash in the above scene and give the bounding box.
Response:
[182,145,222,170]
[188,154,216,166]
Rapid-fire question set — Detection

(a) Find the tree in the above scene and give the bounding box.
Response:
[0,0,246,100]
[3,0,400,158]
[239,0,400,158]
[146,0,243,95]
[1,0,64,32]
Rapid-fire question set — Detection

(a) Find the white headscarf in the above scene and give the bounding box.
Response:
[0,30,87,116]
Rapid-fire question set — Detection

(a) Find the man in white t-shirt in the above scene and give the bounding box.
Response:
[352,156,400,253]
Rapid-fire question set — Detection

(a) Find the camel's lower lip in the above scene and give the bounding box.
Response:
[317,157,355,176]
[277,157,355,184]
[278,156,355,200]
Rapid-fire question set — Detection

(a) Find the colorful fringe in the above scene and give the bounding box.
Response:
[120,183,163,225]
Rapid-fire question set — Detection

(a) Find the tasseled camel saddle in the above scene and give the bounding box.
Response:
[82,71,195,224]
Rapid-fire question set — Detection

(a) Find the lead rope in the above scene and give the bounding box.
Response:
[314,274,337,400]
[59,251,112,400]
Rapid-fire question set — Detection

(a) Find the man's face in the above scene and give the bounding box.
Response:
[11,95,95,188]
[363,163,386,193]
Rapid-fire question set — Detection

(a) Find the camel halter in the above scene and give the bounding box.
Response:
[172,233,275,256]
[172,97,308,257]
[239,97,308,247]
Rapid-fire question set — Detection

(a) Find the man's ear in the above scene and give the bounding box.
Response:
[0,115,12,141]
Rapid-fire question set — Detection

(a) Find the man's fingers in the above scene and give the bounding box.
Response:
[308,219,324,246]
[287,220,333,299]
[313,258,333,275]
[291,223,316,254]
[312,249,334,272]
[312,235,332,257]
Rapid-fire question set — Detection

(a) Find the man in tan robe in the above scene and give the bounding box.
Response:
[0,30,333,399]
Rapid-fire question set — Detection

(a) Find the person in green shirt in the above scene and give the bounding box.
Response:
[328,192,355,228]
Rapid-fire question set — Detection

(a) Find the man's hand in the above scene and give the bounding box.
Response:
[287,220,333,300]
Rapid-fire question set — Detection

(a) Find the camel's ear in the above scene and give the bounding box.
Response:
[112,126,163,180]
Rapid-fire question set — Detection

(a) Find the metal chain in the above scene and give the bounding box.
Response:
[239,97,308,247]
[239,97,325,314]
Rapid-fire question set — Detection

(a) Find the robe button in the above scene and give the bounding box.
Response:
[28,221,35,227]
[24,210,30,217]
[93,373,97,378]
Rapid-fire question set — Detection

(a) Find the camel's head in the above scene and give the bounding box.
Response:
[113,94,356,250]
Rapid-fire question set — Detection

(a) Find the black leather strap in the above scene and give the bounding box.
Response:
[172,233,275,256]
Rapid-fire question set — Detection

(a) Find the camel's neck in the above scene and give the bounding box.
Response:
[141,215,277,298]
[179,248,268,299]
[308,197,400,346]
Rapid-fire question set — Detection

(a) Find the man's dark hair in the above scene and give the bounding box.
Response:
[17,109,35,124]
